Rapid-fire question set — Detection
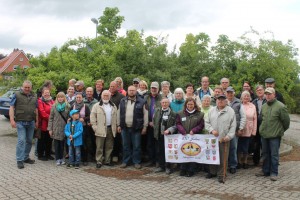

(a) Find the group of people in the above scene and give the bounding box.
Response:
[10,76,290,183]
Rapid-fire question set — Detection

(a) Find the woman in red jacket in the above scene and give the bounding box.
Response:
[37,88,54,161]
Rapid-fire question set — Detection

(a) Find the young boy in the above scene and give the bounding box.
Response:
[65,110,83,169]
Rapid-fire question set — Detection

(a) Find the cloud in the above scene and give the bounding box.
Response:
[0,0,299,56]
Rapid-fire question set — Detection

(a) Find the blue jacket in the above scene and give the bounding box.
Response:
[64,120,83,147]
[170,99,185,113]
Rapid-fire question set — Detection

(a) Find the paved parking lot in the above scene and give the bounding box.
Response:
[0,115,299,200]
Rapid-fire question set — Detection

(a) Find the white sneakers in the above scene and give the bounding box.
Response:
[56,159,66,166]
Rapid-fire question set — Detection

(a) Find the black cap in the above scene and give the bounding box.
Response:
[265,78,275,83]
[216,94,227,99]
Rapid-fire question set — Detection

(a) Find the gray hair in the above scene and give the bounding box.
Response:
[101,90,111,98]
[255,85,264,90]
[174,87,184,95]
[202,94,211,102]
[220,78,229,84]
[23,80,32,87]
[161,81,170,87]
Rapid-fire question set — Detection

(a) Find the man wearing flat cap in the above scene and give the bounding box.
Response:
[256,87,290,181]
[264,78,284,104]
[205,94,236,183]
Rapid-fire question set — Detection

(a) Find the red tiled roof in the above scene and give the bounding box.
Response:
[0,49,27,73]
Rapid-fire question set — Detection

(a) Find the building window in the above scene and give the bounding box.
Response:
[13,65,19,70]
[23,65,29,69]
[20,57,23,61]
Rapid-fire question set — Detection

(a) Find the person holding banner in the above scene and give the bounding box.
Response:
[205,94,236,183]
[176,97,205,177]
[153,97,177,174]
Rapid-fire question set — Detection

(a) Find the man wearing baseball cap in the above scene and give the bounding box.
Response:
[256,87,290,181]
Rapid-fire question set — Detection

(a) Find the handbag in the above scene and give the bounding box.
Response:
[34,128,41,139]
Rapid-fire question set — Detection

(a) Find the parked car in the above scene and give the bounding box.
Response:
[0,88,20,119]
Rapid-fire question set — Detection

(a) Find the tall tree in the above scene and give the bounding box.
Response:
[97,7,125,40]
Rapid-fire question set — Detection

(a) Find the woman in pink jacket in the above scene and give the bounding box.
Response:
[237,91,257,169]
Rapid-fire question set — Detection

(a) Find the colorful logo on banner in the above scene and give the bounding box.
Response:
[181,142,201,156]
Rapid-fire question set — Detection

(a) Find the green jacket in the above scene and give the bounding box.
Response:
[259,99,290,138]
[153,107,177,140]
[14,91,37,121]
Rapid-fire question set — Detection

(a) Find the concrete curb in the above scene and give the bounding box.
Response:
[279,142,293,156]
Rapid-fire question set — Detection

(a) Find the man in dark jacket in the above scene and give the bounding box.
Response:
[117,86,148,169]
[109,81,125,162]
[256,87,290,181]
[226,87,246,174]
[144,82,162,166]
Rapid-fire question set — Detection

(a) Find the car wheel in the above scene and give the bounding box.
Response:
[4,115,10,119]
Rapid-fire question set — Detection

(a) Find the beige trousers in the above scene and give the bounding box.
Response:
[95,127,114,164]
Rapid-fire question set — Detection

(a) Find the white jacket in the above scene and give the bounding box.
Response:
[205,105,236,140]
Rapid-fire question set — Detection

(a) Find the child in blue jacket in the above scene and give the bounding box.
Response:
[65,110,83,168]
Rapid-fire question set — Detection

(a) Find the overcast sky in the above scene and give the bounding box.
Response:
[0,0,299,57]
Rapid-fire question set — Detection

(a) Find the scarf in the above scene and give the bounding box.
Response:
[137,89,148,96]
[42,96,52,102]
[74,101,84,111]
[160,108,171,135]
[56,102,66,112]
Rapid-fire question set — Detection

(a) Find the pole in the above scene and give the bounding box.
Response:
[223,141,227,184]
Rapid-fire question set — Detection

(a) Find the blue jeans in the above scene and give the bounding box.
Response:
[69,145,81,165]
[261,137,281,176]
[16,121,35,161]
[121,127,141,164]
[228,135,238,168]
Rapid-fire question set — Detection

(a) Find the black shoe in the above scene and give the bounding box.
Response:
[218,177,225,183]
[82,162,88,166]
[229,168,236,174]
[206,173,217,179]
[237,163,242,169]
[104,162,114,166]
[96,163,102,169]
[24,158,35,164]
[243,163,249,169]
[186,172,194,177]
[67,164,73,168]
[38,156,48,161]
[17,161,24,169]
[47,155,54,160]
[144,161,155,167]
[180,170,187,176]
[75,164,79,169]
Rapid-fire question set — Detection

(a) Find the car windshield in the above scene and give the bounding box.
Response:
[2,90,16,98]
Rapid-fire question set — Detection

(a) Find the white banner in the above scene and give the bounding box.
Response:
[165,134,220,165]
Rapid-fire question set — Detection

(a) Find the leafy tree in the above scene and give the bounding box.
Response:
[97,7,125,40]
